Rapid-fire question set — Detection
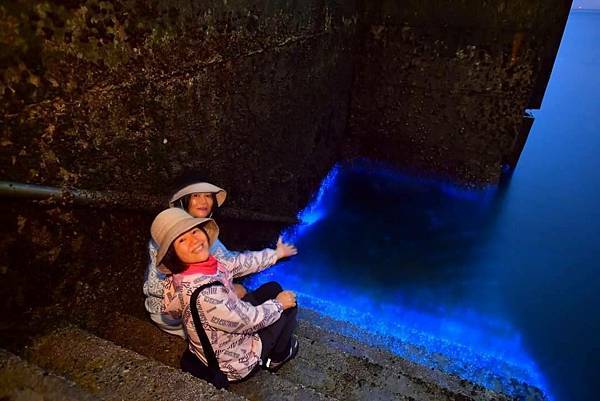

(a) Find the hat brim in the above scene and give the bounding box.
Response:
[169,183,227,208]
[156,218,219,274]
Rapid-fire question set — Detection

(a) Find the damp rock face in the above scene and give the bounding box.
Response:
[1,0,359,217]
[0,0,570,350]
[346,1,572,185]
[0,1,570,214]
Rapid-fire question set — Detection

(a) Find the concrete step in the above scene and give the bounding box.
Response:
[231,369,337,401]
[0,348,102,401]
[91,311,508,401]
[82,313,337,401]
[297,308,541,401]
[25,325,247,401]
[246,276,546,400]
[277,332,461,401]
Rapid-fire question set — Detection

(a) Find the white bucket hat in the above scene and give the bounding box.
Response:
[168,182,227,208]
[151,208,219,274]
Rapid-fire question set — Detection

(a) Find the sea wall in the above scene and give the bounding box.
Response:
[1,0,358,216]
[0,1,571,322]
[346,0,572,185]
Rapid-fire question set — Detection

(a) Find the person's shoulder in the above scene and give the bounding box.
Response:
[195,278,228,298]
[210,238,227,251]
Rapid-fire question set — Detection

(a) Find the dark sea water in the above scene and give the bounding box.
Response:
[486,11,600,401]
[247,11,599,401]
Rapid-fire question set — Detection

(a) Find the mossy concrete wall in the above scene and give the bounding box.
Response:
[1,0,358,217]
[0,0,360,333]
[1,0,572,209]
[0,1,571,334]
[346,0,572,185]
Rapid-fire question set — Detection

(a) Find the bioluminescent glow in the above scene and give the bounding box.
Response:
[297,164,340,226]
[246,161,552,401]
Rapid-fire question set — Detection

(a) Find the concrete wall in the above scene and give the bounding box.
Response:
[0,1,572,324]
[0,0,359,326]
[345,0,572,185]
[1,0,358,217]
[1,0,572,209]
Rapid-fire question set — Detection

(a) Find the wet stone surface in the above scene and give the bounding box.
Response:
[0,348,101,401]
[27,326,248,401]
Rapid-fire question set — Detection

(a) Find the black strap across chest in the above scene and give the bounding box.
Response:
[189,281,225,374]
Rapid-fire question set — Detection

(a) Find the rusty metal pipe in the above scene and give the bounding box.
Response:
[0,181,298,224]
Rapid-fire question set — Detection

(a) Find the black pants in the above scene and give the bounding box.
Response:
[181,281,298,384]
[242,281,298,362]
[241,281,283,306]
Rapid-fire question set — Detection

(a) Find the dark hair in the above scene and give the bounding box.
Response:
[161,244,187,274]
[160,225,211,274]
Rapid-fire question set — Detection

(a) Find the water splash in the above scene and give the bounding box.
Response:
[297,164,341,226]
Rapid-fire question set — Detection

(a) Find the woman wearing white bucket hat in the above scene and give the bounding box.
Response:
[143,174,297,338]
[151,208,299,386]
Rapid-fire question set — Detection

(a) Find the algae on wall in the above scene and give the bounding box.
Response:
[346,0,572,186]
[1,0,571,209]
[0,0,572,346]
[0,0,359,331]
[1,0,358,217]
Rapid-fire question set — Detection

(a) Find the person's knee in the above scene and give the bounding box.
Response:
[283,305,298,320]
[265,281,283,295]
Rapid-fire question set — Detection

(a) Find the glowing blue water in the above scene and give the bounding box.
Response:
[248,163,550,399]
[246,11,599,401]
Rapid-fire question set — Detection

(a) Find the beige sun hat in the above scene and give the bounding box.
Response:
[151,208,219,274]
[168,182,227,208]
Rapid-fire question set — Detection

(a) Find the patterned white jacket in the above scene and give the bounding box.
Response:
[162,252,283,380]
[142,238,277,316]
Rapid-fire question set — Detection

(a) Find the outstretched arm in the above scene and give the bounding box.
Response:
[213,238,297,279]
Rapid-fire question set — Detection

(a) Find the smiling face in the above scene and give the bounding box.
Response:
[173,226,210,264]
[187,192,215,218]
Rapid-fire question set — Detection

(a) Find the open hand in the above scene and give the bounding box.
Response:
[275,236,298,261]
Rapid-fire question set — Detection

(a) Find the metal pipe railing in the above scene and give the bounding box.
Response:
[0,181,298,225]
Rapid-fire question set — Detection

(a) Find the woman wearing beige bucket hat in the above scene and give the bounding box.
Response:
[143,175,297,338]
[151,208,299,386]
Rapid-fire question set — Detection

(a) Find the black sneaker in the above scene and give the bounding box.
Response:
[264,335,299,372]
